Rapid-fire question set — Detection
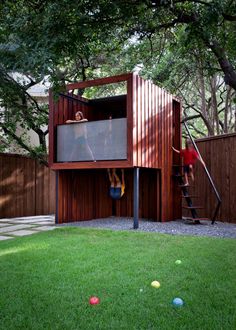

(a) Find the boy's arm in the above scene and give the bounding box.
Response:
[172,146,180,154]
[198,155,205,167]
[193,149,205,167]
[194,150,205,167]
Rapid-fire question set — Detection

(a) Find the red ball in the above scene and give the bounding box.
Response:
[89,296,100,305]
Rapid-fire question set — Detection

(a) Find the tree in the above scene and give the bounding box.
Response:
[0,0,124,163]
[0,0,236,162]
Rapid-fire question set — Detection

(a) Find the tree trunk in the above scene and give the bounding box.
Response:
[210,76,220,135]
[198,69,214,135]
[224,86,231,133]
[208,40,236,92]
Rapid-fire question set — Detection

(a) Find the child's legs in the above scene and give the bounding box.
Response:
[121,169,125,186]
[112,168,121,186]
[189,164,194,181]
[184,172,189,185]
[183,165,189,185]
[108,169,115,187]
[107,169,112,182]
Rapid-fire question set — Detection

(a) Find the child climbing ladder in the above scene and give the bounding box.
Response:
[172,139,205,186]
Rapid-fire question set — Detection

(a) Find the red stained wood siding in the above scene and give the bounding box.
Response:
[132,74,178,221]
[132,75,174,169]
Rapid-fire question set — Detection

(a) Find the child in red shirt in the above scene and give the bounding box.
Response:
[172,140,205,186]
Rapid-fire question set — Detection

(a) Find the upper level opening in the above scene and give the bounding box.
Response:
[62,81,127,122]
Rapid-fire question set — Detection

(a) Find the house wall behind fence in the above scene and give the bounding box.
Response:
[192,133,236,224]
[0,153,55,218]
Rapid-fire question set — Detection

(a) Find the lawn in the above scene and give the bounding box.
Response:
[0,227,235,330]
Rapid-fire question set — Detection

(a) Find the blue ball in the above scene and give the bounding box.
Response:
[172,297,184,306]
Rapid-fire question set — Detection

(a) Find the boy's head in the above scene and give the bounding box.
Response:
[185,139,192,149]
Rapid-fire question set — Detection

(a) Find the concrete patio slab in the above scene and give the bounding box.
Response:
[0,219,12,223]
[8,230,39,237]
[9,219,54,224]
[0,224,35,233]
[5,215,54,220]
[0,235,14,241]
[0,215,56,240]
[0,223,13,227]
[30,221,55,225]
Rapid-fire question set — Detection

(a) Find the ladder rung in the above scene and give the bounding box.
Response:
[179,184,192,188]
[182,206,203,209]
[185,217,209,221]
[173,174,192,178]
[179,185,195,188]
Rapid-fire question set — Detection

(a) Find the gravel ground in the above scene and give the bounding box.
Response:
[61,217,236,239]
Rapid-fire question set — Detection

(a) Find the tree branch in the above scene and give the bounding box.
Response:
[182,114,201,122]
[222,13,236,21]
[1,125,48,166]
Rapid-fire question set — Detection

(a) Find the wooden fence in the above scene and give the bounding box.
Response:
[192,133,236,224]
[0,153,55,218]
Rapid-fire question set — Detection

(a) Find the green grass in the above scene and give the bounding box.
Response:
[0,227,235,330]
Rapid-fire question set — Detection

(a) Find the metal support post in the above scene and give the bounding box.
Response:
[133,167,139,229]
[55,171,58,224]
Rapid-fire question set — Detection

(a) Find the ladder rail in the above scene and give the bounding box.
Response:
[182,122,221,224]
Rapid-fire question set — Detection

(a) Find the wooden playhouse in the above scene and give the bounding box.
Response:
[49,73,182,225]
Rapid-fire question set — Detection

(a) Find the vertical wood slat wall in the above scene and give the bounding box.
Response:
[132,74,175,221]
[58,170,111,223]
[57,168,160,223]
[0,153,55,218]
[187,133,236,223]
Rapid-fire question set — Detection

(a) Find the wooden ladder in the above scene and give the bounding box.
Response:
[173,122,221,225]
[173,169,208,224]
